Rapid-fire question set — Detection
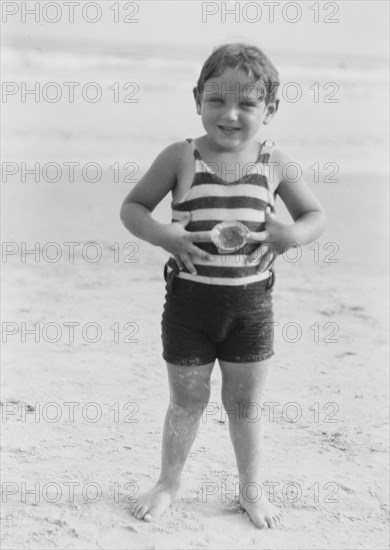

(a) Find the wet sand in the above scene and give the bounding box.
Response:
[2,29,389,550]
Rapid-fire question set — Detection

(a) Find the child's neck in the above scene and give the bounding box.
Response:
[198,136,260,161]
[196,136,262,183]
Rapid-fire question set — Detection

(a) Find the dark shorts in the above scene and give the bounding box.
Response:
[161,265,275,366]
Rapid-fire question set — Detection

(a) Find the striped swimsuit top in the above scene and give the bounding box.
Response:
[166,138,276,287]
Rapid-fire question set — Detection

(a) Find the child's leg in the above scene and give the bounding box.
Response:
[130,361,215,521]
[219,358,281,529]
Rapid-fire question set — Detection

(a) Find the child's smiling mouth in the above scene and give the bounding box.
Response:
[218,125,241,135]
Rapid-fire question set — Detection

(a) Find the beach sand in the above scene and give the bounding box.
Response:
[1,30,389,549]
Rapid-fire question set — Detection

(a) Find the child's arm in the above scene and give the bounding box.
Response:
[248,149,327,271]
[120,142,213,274]
[273,150,327,244]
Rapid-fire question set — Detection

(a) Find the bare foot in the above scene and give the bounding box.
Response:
[130,481,179,522]
[239,493,282,529]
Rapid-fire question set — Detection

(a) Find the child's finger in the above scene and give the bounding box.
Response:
[247,230,269,242]
[244,244,268,264]
[256,249,275,273]
[265,207,276,222]
[181,253,198,275]
[245,245,270,270]
[174,256,184,270]
[189,244,214,261]
[188,230,213,242]
[175,211,192,227]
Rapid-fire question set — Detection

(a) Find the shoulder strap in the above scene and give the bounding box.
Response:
[186,138,201,160]
[259,140,275,164]
[258,140,276,209]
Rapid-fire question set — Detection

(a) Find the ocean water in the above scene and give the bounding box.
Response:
[2,36,388,281]
[2,36,389,172]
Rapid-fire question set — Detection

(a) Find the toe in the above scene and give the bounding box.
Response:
[259,521,268,529]
[255,517,268,529]
[266,516,276,528]
[129,501,138,514]
[144,512,153,522]
[139,504,150,520]
[134,503,145,518]
[129,502,138,516]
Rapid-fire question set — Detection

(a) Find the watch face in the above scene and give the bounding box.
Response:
[211,222,249,253]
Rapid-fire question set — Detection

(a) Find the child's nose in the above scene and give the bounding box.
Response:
[222,106,239,122]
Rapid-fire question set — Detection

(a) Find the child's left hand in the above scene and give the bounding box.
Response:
[246,208,295,272]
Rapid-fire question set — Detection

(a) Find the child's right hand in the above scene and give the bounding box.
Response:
[159,212,214,275]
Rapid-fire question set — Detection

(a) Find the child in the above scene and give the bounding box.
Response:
[120,43,326,529]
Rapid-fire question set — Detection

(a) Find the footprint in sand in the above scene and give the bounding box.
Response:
[335,351,357,358]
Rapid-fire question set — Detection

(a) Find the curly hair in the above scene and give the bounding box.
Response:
[196,43,280,104]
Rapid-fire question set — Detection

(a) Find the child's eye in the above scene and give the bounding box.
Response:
[241,102,257,108]
[208,97,223,103]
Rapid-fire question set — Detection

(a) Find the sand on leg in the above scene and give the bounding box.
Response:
[219,358,281,529]
[130,360,215,522]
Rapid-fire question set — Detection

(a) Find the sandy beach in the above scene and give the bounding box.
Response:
[1,5,389,549]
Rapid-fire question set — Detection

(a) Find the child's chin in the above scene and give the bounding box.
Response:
[215,134,242,146]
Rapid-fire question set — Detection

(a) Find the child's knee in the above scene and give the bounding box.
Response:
[170,391,211,416]
[221,390,263,413]
[222,382,260,402]
[222,398,263,423]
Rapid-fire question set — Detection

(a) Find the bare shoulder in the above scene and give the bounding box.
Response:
[270,147,293,164]
[159,140,192,166]
[269,147,302,192]
[122,140,191,212]
[269,147,325,219]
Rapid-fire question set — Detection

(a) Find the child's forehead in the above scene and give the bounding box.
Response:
[202,67,266,100]
[205,66,260,85]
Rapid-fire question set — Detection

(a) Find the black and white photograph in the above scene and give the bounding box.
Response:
[1,1,389,548]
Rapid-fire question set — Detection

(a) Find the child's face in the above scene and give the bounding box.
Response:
[194,67,278,151]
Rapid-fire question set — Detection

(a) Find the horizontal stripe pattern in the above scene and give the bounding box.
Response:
[170,140,275,285]
[173,253,270,271]
[195,159,273,181]
[173,207,265,223]
[191,170,270,188]
[166,264,270,286]
[172,182,273,208]
[172,195,268,211]
[184,242,261,256]
[172,195,270,212]
[182,220,266,232]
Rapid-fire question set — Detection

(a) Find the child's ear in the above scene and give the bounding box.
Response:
[193,87,202,115]
[263,99,279,124]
